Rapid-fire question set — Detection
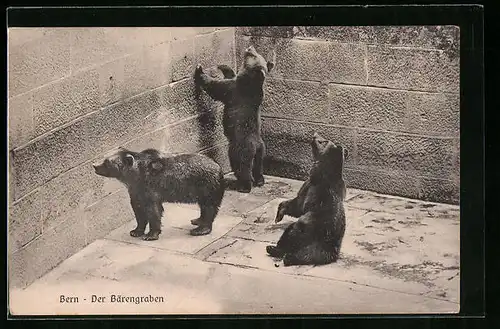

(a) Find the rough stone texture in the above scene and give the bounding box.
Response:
[33,68,100,136]
[122,42,171,100]
[9,176,459,314]
[237,26,460,60]
[240,26,459,204]
[195,29,235,71]
[11,118,90,200]
[356,131,455,179]
[39,159,123,233]
[8,28,236,288]
[262,79,329,120]
[9,215,87,289]
[344,168,422,201]
[84,189,135,243]
[8,191,42,254]
[8,92,34,149]
[8,29,70,97]
[170,38,196,82]
[367,45,459,93]
[237,35,366,84]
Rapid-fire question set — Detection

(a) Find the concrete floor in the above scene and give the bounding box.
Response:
[9,175,460,315]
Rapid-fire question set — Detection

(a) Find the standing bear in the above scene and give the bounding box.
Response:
[194,45,275,193]
[93,148,225,240]
[266,133,348,266]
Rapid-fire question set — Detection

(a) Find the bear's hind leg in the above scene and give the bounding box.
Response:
[252,141,266,187]
[236,142,256,193]
[130,197,147,237]
[143,201,164,241]
[283,243,336,266]
[190,203,218,236]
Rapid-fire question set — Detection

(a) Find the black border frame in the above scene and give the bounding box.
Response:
[5,4,485,326]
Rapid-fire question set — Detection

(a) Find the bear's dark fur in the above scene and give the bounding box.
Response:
[266,133,348,266]
[92,147,225,240]
[194,45,275,193]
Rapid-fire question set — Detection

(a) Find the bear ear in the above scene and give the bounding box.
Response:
[267,50,276,72]
[123,153,135,166]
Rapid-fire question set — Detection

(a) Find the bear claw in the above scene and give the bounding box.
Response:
[130,229,144,237]
[142,231,160,241]
[190,226,212,236]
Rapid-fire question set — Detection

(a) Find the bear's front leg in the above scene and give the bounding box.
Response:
[194,64,233,103]
[142,200,164,241]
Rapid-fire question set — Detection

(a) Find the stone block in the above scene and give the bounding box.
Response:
[8,29,70,97]
[39,159,124,233]
[237,26,460,58]
[84,189,135,243]
[262,78,329,121]
[33,68,100,136]
[69,28,147,72]
[162,108,226,154]
[8,92,34,149]
[329,84,459,136]
[8,216,87,289]
[344,168,421,200]
[367,45,459,93]
[122,42,170,99]
[98,57,125,107]
[237,35,366,84]
[8,191,42,253]
[10,118,90,200]
[329,84,408,131]
[262,117,357,167]
[420,177,459,205]
[8,28,58,48]
[86,88,163,157]
[195,29,235,71]
[356,131,455,178]
[170,38,196,82]
[406,91,459,137]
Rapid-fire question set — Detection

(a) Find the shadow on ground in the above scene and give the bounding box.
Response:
[9,174,460,315]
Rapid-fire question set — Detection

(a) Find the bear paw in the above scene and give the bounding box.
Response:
[283,254,298,267]
[190,217,202,226]
[142,231,160,241]
[130,229,145,237]
[190,225,212,236]
[254,177,265,187]
[266,245,285,258]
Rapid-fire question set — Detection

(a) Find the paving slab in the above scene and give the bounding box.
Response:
[9,175,460,315]
[10,239,458,315]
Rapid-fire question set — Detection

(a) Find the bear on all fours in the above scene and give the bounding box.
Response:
[93,148,225,240]
[266,133,348,266]
[194,45,275,193]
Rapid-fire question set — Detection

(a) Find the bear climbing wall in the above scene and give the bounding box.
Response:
[8,27,236,288]
[235,26,460,205]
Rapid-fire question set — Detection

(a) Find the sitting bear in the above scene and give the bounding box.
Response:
[93,147,225,240]
[266,133,348,266]
[194,45,275,193]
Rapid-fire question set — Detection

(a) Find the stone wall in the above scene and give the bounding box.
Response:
[235,26,460,205]
[8,26,460,289]
[8,27,235,288]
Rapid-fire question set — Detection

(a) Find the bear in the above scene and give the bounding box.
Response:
[194,45,275,193]
[266,133,348,266]
[92,147,225,240]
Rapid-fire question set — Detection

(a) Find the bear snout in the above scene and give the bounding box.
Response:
[92,162,107,176]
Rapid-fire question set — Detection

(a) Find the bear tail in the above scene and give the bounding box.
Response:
[217,65,236,79]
